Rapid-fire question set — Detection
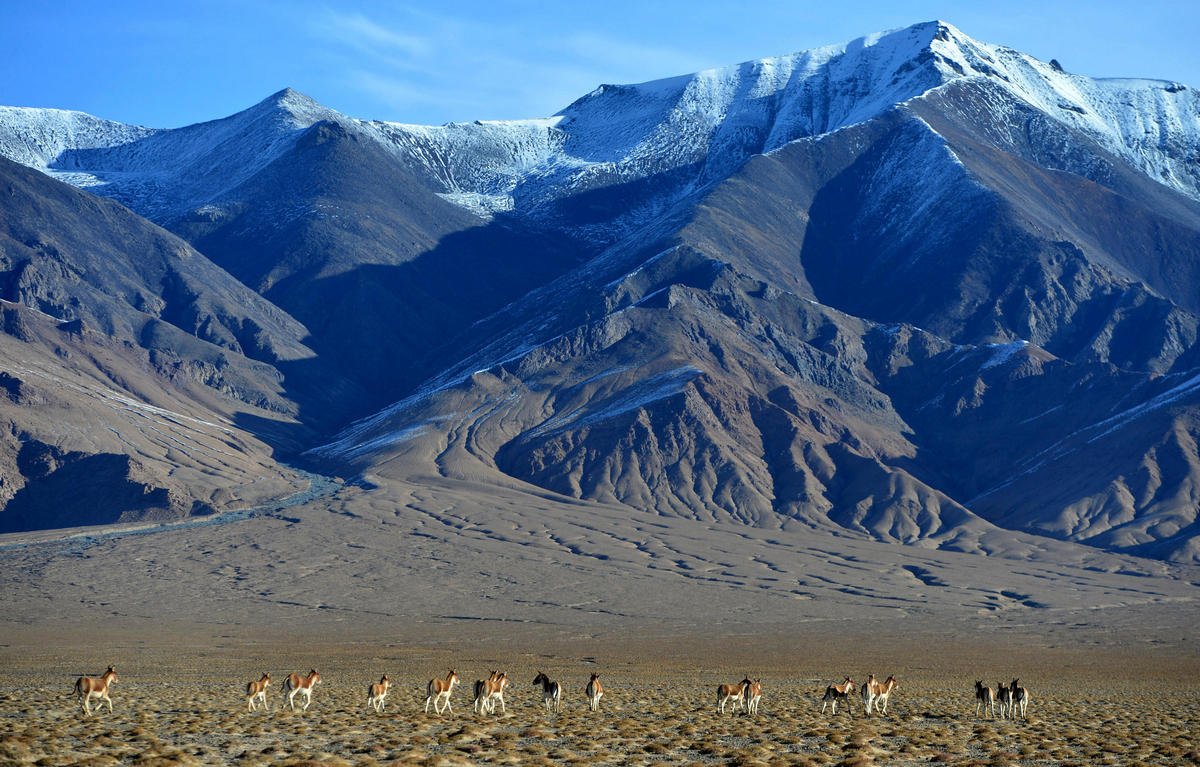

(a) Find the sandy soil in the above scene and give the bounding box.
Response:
[3,474,1198,764]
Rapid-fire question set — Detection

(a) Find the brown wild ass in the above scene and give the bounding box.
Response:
[820,676,856,715]
[283,670,321,712]
[485,671,509,714]
[861,674,897,715]
[367,675,390,713]
[473,672,496,713]
[717,678,751,714]
[585,673,604,712]
[425,669,459,715]
[1010,679,1030,719]
[245,672,270,712]
[974,680,996,718]
[996,680,1014,718]
[74,666,117,716]
[473,671,508,714]
[745,679,763,715]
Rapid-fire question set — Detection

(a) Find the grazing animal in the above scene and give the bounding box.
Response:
[745,679,763,715]
[74,666,118,716]
[996,680,1014,719]
[367,675,390,713]
[425,669,459,715]
[585,673,604,712]
[820,676,856,715]
[862,675,897,715]
[974,680,995,718]
[1010,679,1030,719]
[533,672,562,713]
[717,678,751,714]
[283,669,321,712]
[246,672,271,712]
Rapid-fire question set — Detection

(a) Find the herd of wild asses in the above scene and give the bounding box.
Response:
[71,666,1033,720]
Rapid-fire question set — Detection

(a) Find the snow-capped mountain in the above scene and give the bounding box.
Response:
[3,21,1200,565]
[4,22,1198,225]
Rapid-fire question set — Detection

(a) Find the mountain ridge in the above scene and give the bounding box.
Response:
[2,20,1200,566]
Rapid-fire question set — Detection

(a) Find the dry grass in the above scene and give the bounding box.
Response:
[0,638,1195,767]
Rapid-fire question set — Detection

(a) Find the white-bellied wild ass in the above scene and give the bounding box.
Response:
[246,672,270,712]
[996,680,1014,719]
[1010,679,1030,719]
[473,672,495,713]
[862,674,898,715]
[974,680,995,718]
[533,672,562,713]
[283,670,321,712]
[367,675,390,713]
[425,669,459,715]
[717,678,750,714]
[820,676,856,715]
[485,671,509,714]
[74,666,117,716]
[585,673,604,712]
[474,671,508,714]
[745,679,763,715]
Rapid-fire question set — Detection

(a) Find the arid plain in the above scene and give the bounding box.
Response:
[2,473,1198,766]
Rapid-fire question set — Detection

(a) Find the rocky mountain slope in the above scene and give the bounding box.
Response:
[2,21,1200,566]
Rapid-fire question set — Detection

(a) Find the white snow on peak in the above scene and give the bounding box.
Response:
[0,88,345,220]
[1,21,1198,222]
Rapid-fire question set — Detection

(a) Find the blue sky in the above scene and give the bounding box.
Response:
[3,1,1198,127]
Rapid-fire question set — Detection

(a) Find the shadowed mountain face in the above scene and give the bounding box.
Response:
[3,22,1200,566]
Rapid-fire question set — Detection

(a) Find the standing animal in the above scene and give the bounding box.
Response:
[585,673,604,712]
[425,669,459,715]
[745,679,763,715]
[246,672,271,712]
[820,677,856,715]
[862,675,897,715]
[996,680,1014,719]
[533,672,562,713]
[283,670,321,712]
[74,666,118,716]
[717,678,750,714]
[367,675,390,713]
[974,680,995,718]
[1010,679,1030,719]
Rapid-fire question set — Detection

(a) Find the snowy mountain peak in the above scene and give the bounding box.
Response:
[0,20,1197,221]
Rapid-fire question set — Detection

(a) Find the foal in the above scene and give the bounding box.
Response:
[75,666,118,716]
[246,672,270,712]
[821,676,855,714]
[533,672,562,713]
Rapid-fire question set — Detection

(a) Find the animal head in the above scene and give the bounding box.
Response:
[310,670,322,684]
[589,673,601,681]
[533,672,547,686]
[380,675,389,685]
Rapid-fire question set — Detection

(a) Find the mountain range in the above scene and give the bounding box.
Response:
[2,20,1200,569]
